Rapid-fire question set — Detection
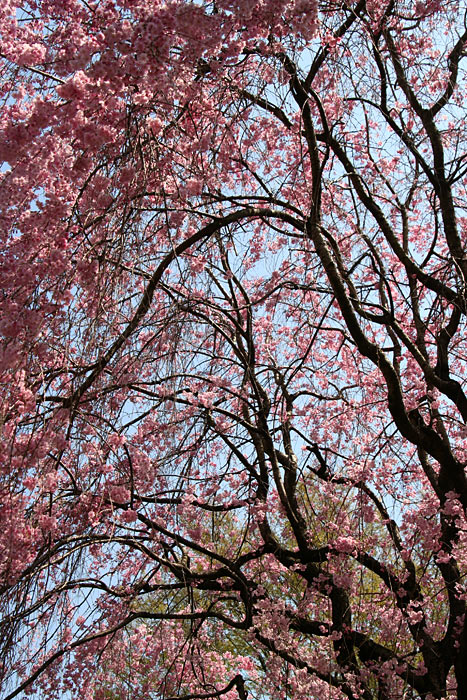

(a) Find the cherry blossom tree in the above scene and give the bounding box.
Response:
[1,0,467,698]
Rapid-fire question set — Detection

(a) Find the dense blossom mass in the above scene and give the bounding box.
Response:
[1,0,467,698]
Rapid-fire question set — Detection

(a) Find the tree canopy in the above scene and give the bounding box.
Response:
[1,1,467,698]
